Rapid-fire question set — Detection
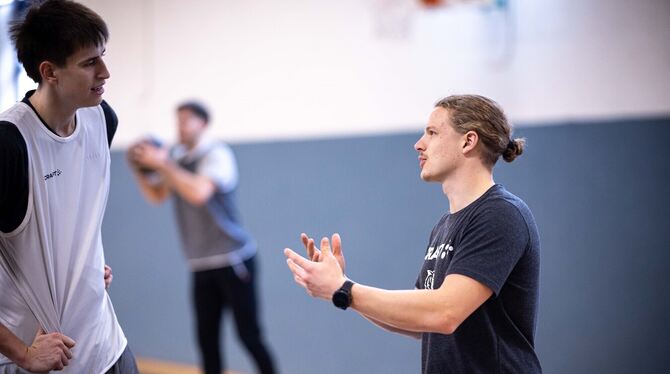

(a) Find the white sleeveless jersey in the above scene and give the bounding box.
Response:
[0,102,126,373]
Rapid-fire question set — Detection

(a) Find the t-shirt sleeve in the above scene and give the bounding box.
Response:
[197,144,238,193]
[446,200,529,296]
[100,100,118,147]
[415,274,424,289]
[0,122,29,233]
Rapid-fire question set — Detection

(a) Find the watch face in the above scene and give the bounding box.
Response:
[333,290,349,308]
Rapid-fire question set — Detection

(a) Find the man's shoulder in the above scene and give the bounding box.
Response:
[203,140,236,161]
[452,188,530,238]
[209,140,233,152]
[0,101,33,125]
[477,186,530,215]
[471,187,537,241]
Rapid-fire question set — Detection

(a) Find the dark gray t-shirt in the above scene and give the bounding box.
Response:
[415,184,541,374]
[170,140,256,272]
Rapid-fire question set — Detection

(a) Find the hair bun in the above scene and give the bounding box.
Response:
[502,138,525,162]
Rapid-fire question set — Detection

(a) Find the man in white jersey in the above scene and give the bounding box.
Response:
[0,1,137,373]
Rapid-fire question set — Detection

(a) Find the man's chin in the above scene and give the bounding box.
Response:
[80,96,104,108]
[420,172,442,183]
[419,171,431,181]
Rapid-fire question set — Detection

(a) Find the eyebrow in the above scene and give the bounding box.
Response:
[78,49,106,64]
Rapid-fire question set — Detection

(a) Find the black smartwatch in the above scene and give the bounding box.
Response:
[332,280,354,310]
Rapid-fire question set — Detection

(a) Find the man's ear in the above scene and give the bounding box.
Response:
[462,130,479,154]
[38,61,58,85]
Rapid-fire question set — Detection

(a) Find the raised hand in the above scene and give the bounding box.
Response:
[285,236,346,300]
[300,233,346,272]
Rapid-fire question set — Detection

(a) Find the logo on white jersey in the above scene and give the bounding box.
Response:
[44,169,62,181]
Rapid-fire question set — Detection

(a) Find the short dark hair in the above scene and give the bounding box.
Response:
[177,101,210,124]
[9,0,109,83]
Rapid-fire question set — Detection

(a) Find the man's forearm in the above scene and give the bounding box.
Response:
[359,313,422,339]
[350,284,456,335]
[0,323,27,367]
[156,160,213,206]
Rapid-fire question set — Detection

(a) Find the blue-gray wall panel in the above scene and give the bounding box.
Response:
[103,117,670,373]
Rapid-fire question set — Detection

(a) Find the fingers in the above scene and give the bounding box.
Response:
[320,237,331,256]
[129,143,154,162]
[55,333,74,368]
[60,334,76,348]
[104,266,112,278]
[129,144,143,158]
[60,350,69,368]
[104,265,113,288]
[308,238,320,261]
[127,147,143,167]
[301,233,321,261]
[286,258,308,279]
[284,248,313,270]
[54,334,74,368]
[286,247,310,290]
[301,233,313,258]
[286,244,312,293]
[62,344,73,360]
[332,233,342,256]
[293,274,307,288]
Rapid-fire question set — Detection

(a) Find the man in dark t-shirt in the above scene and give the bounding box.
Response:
[416,185,540,373]
[283,95,542,373]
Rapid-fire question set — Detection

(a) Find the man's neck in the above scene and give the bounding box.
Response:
[185,134,206,151]
[29,88,76,137]
[442,165,495,214]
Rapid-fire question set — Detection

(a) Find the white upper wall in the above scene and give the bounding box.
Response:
[76,0,670,147]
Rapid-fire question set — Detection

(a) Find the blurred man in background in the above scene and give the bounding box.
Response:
[128,102,276,374]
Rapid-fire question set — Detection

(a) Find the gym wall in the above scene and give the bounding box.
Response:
[105,115,670,374]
